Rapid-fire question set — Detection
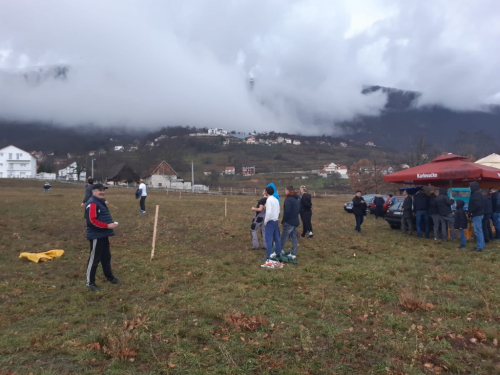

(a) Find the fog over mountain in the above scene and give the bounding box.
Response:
[0,0,499,135]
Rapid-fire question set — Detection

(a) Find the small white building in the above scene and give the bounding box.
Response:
[114,145,124,152]
[340,142,347,147]
[366,141,375,147]
[224,166,235,175]
[58,162,86,181]
[293,140,301,145]
[318,169,328,178]
[208,128,228,136]
[36,172,57,180]
[285,138,292,144]
[277,137,285,143]
[323,162,338,173]
[0,145,37,178]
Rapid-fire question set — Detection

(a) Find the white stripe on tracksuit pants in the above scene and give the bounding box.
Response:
[86,237,114,286]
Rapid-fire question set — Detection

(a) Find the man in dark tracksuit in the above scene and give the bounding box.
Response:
[482,191,493,243]
[435,188,457,240]
[85,184,120,291]
[352,191,366,233]
[468,181,484,251]
[373,194,385,220]
[401,190,413,235]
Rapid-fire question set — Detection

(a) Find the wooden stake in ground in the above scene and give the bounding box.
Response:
[150,205,159,261]
[225,197,227,217]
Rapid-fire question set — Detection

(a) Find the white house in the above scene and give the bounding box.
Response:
[246,136,256,144]
[292,140,301,145]
[277,137,285,143]
[142,160,180,187]
[0,145,37,178]
[36,172,56,180]
[114,145,124,152]
[323,162,338,173]
[337,165,349,179]
[225,166,236,175]
[340,142,347,147]
[318,169,328,178]
[208,128,227,136]
[58,162,86,181]
[366,141,376,147]
[285,138,292,144]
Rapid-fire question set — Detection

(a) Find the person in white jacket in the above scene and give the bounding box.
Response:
[261,185,282,268]
[138,179,147,213]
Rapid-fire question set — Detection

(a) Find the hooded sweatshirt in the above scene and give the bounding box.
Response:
[454,199,468,229]
[468,181,484,217]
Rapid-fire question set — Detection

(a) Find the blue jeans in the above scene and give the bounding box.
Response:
[472,215,485,249]
[493,212,500,239]
[458,229,466,247]
[265,221,281,259]
[280,222,298,255]
[416,211,430,238]
[354,214,364,232]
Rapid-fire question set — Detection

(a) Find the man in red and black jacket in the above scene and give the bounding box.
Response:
[84,184,120,291]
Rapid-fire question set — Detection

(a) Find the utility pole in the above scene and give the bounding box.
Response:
[91,158,96,179]
[191,160,194,193]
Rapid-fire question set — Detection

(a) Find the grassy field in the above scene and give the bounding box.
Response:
[1,180,500,375]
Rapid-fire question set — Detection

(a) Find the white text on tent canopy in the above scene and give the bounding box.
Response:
[417,173,438,178]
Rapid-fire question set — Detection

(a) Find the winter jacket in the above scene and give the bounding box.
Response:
[282,192,300,226]
[413,192,429,212]
[483,193,493,215]
[402,196,413,218]
[85,196,115,240]
[373,197,385,207]
[454,200,468,229]
[491,191,500,213]
[352,196,366,215]
[300,193,312,212]
[468,181,484,217]
[435,188,454,216]
[428,193,438,215]
[82,185,93,204]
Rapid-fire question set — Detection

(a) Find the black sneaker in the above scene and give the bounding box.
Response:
[86,283,102,291]
[469,247,483,252]
[108,278,121,284]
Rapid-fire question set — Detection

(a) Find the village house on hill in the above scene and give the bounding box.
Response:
[0,145,37,179]
[58,162,86,181]
[106,163,140,185]
[141,160,191,190]
[224,166,235,175]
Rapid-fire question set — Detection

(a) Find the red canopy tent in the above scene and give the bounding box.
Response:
[384,154,500,188]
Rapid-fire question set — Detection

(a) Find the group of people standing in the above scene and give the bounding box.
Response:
[398,182,500,251]
[250,184,313,268]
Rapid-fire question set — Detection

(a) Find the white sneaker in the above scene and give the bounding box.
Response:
[269,252,277,259]
[290,255,296,259]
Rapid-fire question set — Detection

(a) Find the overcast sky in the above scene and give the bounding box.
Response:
[0,0,499,134]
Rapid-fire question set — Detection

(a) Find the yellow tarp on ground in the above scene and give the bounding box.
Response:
[19,250,65,263]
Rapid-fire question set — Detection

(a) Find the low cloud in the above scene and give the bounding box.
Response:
[0,0,498,134]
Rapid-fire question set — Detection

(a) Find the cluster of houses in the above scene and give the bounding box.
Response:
[0,145,204,190]
[204,165,256,176]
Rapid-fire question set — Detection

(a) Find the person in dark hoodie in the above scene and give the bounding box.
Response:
[81,177,94,208]
[401,190,413,235]
[429,188,441,240]
[435,187,457,241]
[490,187,500,239]
[468,181,484,251]
[373,193,385,220]
[413,190,430,238]
[279,186,301,259]
[454,199,468,249]
[352,191,366,233]
[299,185,313,238]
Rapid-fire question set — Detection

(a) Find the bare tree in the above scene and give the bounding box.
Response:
[347,159,385,192]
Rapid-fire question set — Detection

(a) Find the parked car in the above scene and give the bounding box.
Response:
[383,200,408,229]
[344,194,377,214]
